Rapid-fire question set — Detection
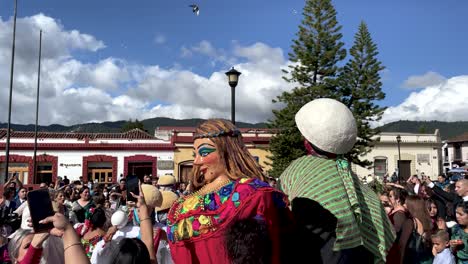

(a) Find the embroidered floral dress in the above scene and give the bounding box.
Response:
[75,223,104,259]
[166,178,290,264]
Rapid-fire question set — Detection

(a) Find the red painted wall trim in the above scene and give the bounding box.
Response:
[0,154,57,184]
[0,143,175,151]
[123,155,157,177]
[82,155,117,183]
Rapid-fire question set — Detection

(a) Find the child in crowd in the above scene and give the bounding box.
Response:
[431,230,455,264]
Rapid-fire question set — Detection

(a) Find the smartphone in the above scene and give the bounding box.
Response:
[126,175,143,203]
[27,189,55,233]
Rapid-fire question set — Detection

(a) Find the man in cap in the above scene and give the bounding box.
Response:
[280,98,395,263]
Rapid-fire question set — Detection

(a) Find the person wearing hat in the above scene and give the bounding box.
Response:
[157,175,178,194]
[154,191,178,264]
[279,98,396,263]
[91,184,162,264]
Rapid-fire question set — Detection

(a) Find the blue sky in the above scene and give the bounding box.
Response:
[0,0,467,125]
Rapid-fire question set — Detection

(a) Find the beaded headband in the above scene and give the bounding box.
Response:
[193,129,241,139]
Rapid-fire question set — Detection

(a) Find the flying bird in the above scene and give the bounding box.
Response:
[189,4,200,16]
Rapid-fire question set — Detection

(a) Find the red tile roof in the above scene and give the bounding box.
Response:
[0,128,156,140]
[447,132,468,143]
[157,126,278,133]
[172,135,271,144]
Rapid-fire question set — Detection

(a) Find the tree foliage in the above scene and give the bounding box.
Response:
[268,1,386,176]
[121,119,145,132]
[268,0,346,177]
[338,21,386,167]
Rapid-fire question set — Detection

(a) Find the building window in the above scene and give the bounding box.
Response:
[454,144,462,160]
[36,163,53,184]
[373,157,387,177]
[0,162,29,184]
[253,156,260,163]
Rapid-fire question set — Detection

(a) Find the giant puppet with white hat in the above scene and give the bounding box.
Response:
[279,98,395,264]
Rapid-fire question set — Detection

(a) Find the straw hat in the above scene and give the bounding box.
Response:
[157,175,176,186]
[156,191,178,211]
[295,98,357,155]
[141,184,162,208]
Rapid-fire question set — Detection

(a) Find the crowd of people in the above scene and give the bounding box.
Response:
[378,172,467,263]
[0,98,465,263]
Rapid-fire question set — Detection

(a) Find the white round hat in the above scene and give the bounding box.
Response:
[295,98,357,154]
[111,210,128,229]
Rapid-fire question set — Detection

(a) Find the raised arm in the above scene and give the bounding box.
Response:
[40,213,90,264]
[131,183,156,264]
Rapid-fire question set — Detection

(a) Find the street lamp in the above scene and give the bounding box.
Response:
[225,67,241,125]
[396,134,402,183]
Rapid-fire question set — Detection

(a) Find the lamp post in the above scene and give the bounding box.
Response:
[3,0,18,184]
[396,134,402,183]
[225,67,241,125]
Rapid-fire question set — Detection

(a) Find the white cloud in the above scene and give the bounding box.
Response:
[182,40,236,66]
[380,75,468,125]
[154,33,166,45]
[402,71,446,89]
[180,46,193,58]
[0,14,293,126]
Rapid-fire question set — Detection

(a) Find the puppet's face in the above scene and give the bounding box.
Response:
[193,138,226,183]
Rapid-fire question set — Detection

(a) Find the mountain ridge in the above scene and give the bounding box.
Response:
[1,119,467,140]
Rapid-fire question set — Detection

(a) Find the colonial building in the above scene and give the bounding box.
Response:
[442,132,468,172]
[155,126,274,183]
[353,130,443,181]
[0,128,175,186]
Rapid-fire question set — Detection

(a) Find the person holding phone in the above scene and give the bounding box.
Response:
[166,119,292,264]
[40,213,91,264]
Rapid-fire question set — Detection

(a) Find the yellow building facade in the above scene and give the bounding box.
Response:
[155,127,273,182]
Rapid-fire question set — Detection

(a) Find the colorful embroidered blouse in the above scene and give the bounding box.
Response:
[166,178,290,264]
[75,224,104,259]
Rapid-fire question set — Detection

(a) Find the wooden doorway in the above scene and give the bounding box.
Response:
[127,162,153,178]
[179,161,193,183]
[89,169,113,184]
[398,160,411,182]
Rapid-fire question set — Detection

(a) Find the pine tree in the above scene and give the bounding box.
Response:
[268,0,346,177]
[338,21,386,167]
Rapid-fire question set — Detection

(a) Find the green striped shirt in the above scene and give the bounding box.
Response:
[280,155,395,264]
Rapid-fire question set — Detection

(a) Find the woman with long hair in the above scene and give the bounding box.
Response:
[387,188,413,263]
[166,119,291,264]
[404,195,433,263]
[53,190,69,219]
[426,199,446,231]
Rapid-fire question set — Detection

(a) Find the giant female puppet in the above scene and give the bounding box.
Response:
[280,98,396,264]
[166,119,291,264]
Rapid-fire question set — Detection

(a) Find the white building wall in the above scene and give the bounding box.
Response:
[7,149,174,182]
[353,132,442,180]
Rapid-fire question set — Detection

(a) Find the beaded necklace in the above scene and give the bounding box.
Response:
[173,177,232,221]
